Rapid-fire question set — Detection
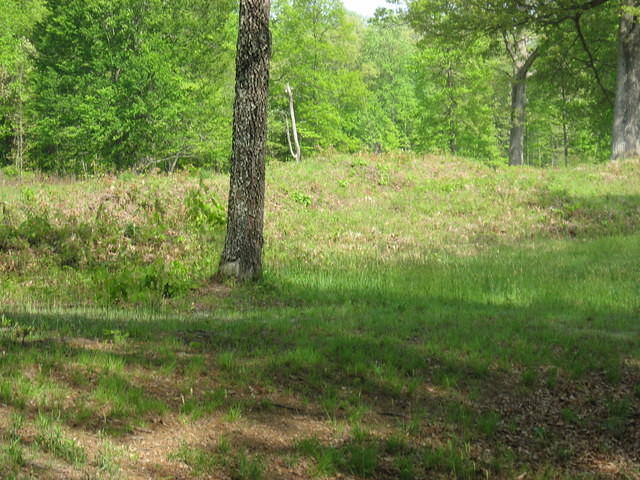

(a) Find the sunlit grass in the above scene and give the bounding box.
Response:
[0,154,638,478]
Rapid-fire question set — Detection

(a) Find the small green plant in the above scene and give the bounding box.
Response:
[0,439,25,477]
[545,367,560,388]
[217,436,232,456]
[394,455,416,480]
[8,413,24,439]
[35,414,87,465]
[291,190,312,207]
[0,412,26,472]
[224,405,243,423]
[0,315,35,343]
[94,261,190,304]
[1,165,21,178]
[384,435,410,456]
[560,408,580,425]
[296,431,381,478]
[217,351,238,372]
[533,426,548,441]
[19,186,36,203]
[521,368,538,387]
[234,451,265,480]
[92,373,167,427]
[184,355,206,377]
[476,411,501,437]
[180,388,227,419]
[296,437,338,476]
[605,399,632,433]
[343,441,379,477]
[169,443,223,475]
[422,441,477,478]
[104,329,129,345]
[376,164,391,186]
[184,183,226,232]
[350,157,368,167]
[169,442,223,475]
[347,404,369,426]
[95,436,123,478]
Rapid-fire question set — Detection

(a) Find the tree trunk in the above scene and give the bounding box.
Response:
[445,67,458,154]
[285,83,301,162]
[14,101,24,171]
[612,0,640,160]
[10,64,25,171]
[218,0,271,282]
[560,82,569,167]
[509,75,527,166]
[503,33,540,167]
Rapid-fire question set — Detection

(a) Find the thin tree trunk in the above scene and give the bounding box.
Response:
[285,117,295,158]
[12,64,25,171]
[562,121,569,167]
[612,0,640,160]
[285,83,301,162]
[561,83,569,167]
[218,0,271,282]
[445,67,458,154]
[14,103,24,171]
[509,76,527,166]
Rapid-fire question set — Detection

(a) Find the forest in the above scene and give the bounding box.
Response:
[1,0,632,173]
[0,0,639,479]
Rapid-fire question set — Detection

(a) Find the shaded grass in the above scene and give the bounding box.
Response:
[0,155,638,478]
[1,237,638,475]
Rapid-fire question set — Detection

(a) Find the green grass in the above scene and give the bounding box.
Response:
[95,437,124,478]
[168,437,264,479]
[0,414,27,478]
[0,154,639,478]
[35,414,88,465]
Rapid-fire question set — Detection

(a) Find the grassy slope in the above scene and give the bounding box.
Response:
[0,154,638,479]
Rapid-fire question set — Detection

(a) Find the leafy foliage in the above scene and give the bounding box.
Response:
[29,0,236,172]
[0,0,624,169]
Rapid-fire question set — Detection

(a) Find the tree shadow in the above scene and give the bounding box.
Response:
[0,235,639,476]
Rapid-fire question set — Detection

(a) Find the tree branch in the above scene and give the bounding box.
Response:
[573,13,615,104]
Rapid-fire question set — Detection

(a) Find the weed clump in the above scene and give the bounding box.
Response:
[35,415,87,465]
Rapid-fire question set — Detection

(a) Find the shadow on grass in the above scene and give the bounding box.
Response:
[0,234,639,476]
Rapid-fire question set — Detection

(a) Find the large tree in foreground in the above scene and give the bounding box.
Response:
[219,0,272,281]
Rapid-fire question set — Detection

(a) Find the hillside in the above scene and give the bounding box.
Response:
[0,154,639,478]
[1,154,639,307]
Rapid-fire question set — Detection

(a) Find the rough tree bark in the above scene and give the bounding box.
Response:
[218,0,271,282]
[612,0,640,160]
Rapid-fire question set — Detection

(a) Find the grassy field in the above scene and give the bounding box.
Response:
[0,154,638,479]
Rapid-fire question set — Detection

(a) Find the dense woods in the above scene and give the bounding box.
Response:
[1,0,633,173]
